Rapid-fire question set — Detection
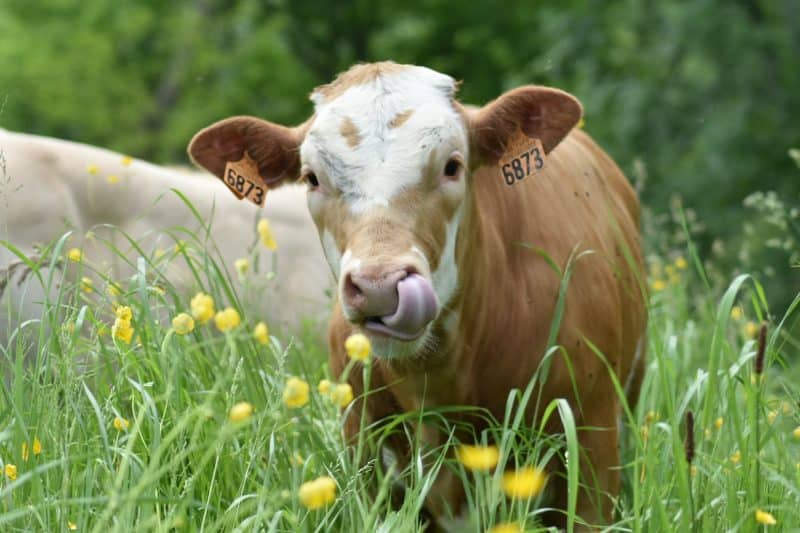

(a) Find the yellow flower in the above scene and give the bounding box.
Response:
[68,521,77,530]
[80,277,94,293]
[21,438,42,461]
[283,377,310,408]
[502,467,546,499]
[112,318,134,344]
[228,401,254,423]
[486,523,522,533]
[154,248,166,259]
[254,322,269,345]
[730,306,744,321]
[234,258,250,276]
[793,426,800,440]
[645,410,658,424]
[298,476,337,510]
[67,248,83,262]
[331,383,354,408]
[317,379,332,394]
[704,428,712,440]
[115,305,133,321]
[106,174,119,184]
[674,256,688,270]
[113,416,130,431]
[214,307,241,332]
[755,509,777,525]
[106,284,121,298]
[767,411,777,425]
[651,279,667,292]
[730,450,741,464]
[172,313,195,335]
[257,218,277,250]
[345,333,371,361]
[87,164,99,175]
[190,293,215,324]
[714,417,723,429]
[744,321,759,338]
[121,155,133,166]
[4,463,17,480]
[457,444,500,471]
[576,117,585,129]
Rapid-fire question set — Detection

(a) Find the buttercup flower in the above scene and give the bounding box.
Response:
[172,313,195,335]
[214,307,241,332]
[80,277,94,293]
[487,523,523,533]
[502,467,546,500]
[755,509,777,525]
[115,305,133,321]
[331,383,354,408]
[345,333,371,361]
[298,476,337,510]
[234,258,250,276]
[121,155,133,166]
[257,218,277,250]
[67,248,83,262]
[254,322,269,345]
[730,306,743,321]
[190,293,215,324]
[457,444,500,471]
[317,379,332,394]
[674,256,688,270]
[68,521,77,530]
[106,174,119,184]
[113,416,130,431]
[730,450,741,464]
[793,426,800,440]
[106,284,121,298]
[87,164,98,175]
[283,377,310,408]
[229,401,254,423]
[767,411,778,424]
[744,321,759,338]
[651,279,666,292]
[112,318,134,345]
[4,463,17,480]
[21,438,42,461]
[714,417,723,429]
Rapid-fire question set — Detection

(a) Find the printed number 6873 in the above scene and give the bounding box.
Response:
[502,147,544,186]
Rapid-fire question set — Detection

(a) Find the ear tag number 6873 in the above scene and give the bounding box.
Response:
[501,139,545,186]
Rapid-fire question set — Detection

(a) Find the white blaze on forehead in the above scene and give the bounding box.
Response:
[300,66,468,214]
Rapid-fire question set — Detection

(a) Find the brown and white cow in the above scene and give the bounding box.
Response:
[189,62,647,527]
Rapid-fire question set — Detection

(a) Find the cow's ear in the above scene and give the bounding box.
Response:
[468,86,582,164]
[188,116,308,187]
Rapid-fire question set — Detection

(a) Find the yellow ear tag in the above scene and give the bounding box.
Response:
[222,152,267,206]
[498,129,545,186]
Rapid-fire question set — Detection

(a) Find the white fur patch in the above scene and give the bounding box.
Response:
[431,205,462,309]
[320,229,342,279]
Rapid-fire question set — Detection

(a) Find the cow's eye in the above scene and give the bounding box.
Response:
[443,158,461,178]
[304,172,319,188]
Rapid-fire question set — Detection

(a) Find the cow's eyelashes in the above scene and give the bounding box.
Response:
[303,172,320,188]
[443,158,462,179]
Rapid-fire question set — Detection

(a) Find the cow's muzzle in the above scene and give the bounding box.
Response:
[343,269,438,340]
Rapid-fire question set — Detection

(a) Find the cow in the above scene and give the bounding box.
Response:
[188,62,648,528]
[0,129,332,350]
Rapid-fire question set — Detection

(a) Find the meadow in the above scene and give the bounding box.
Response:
[1,197,799,533]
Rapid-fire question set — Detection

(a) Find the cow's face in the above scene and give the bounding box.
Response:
[189,62,581,358]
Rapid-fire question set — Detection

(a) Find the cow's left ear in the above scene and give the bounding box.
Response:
[467,86,582,164]
[188,116,308,187]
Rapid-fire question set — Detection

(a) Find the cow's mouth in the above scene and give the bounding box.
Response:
[363,273,438,341]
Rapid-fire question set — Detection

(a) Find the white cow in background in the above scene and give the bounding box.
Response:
[0,128,332,349]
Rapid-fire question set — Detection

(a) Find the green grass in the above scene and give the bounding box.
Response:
[1,203,799,532]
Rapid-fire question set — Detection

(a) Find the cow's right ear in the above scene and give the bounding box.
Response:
[188,116,308,187]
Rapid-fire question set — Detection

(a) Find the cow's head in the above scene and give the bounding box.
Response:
[189,62,581,357]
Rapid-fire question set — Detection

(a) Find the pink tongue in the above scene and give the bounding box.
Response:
[367,273,438,339]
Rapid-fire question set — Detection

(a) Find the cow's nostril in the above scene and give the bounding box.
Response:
[343,272,363,304]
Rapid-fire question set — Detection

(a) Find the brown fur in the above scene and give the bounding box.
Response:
[311,61,409,103]
[339,117,361,148]
[389,109,414,129]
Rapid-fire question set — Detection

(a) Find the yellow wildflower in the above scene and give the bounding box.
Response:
[228,401,254,423]
[106,284,121,298]
[317,379,332,394]
[730,306,744,321]
[154,248,166,259]
[4,463,17,480]
[502,467,547,499]
[234,257,250,276]
[651,279,667,292]
[113,416,130,431]
[576,117,585,129]
[80,277,94,293]
[744,321,759,338]
[283,377,310,408]
[172,313,195,335]
[112,318,134,345]
[121,155,133,166]
[704,428,712,440]
[457,444,500,472]
[755,509,777,526]
[730,450,741,464]
[714,417,723,429]
[87,164,99,175]
[190,292,215,324]
[645,410,658,424]
[106,174,119,184]
[674,256,688,270]
[254,322,269,345]
[487,523,522,533]
[793,426,800,440]
[331,383,354,408]
[781,401,793,414]
[298,476,337,510]
[67,248,83,262]
[214,307,241,332]
[257,218,277,250]
[21,438,42,461]
[767,411,777,425]
[115,305,133,321]
[345,333,371,362]
[68,521,77,530]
